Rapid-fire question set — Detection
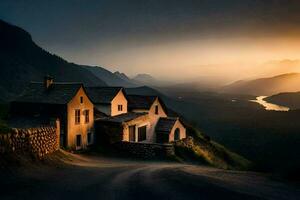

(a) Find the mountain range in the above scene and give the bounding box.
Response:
[0,19,142,101]
[3,18,300,102]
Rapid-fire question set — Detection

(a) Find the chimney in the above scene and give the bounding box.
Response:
[44,75,54,89]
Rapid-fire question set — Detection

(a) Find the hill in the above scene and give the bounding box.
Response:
[266,92,300,110]
[0,19,108,101]
[84,66,138,87]
[257,59,300,78]
[132,73,173,87]
[222,73,300,96]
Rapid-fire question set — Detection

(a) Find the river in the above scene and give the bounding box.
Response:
[250,96,290,111]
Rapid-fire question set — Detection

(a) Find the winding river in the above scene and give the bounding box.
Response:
[250,96,290,111]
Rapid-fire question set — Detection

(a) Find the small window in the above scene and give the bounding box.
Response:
[84,110,89,123]
[80,96,83,104]
[76,134,82,147]
[75,109,80,124]
[155,105,159,115]
[118,105,123,111]
[87,132,92,144]
[138,126,147,142]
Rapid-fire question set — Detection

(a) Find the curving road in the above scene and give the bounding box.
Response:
[0,153,299,200]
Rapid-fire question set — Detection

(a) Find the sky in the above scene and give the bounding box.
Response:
[1,0,300,82]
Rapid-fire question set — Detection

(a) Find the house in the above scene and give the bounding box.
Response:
[126,95,168,142]
[85,87,127,116]
[95,94,186,144]
[10,76,94,150]
[156,117,186,143]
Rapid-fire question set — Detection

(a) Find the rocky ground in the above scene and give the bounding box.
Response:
[0,151,299,200]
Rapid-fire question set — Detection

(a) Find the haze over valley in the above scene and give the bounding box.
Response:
[1,1,300,199]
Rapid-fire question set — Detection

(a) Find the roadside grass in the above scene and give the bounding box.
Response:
[0,120,11,134]
[0,103,10,134]
[174,125,252,170]
[0,150,73,171]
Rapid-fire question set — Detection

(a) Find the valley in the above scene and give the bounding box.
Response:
[144,89,300,179]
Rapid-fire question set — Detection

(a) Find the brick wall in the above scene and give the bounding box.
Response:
[114,141,175,159]
[0,125,59,158]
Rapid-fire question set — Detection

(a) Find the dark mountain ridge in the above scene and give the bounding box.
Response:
[0,19,108,101]
[84,66,138,88]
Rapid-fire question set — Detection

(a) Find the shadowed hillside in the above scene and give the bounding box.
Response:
[266,92,300,110]
[0,20,107,101]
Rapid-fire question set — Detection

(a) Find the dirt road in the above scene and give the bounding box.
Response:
[0,152,299,200]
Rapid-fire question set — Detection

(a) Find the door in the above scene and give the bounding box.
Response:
[129,125,136,142]
[138,126,147,142]
[76,134,82,148]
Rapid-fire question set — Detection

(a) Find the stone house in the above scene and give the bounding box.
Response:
[95,94,186,144]
[10,77,94,150]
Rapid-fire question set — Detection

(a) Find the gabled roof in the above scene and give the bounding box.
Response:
[156,117,179,134]
[96,112,147,123]
[14,82,83,105]
[86,87,124,104]
[127,95,158,110]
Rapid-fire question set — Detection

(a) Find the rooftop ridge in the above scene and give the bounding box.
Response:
[127,94,158,98]
[30,81,83,85]
[86,86,123,89]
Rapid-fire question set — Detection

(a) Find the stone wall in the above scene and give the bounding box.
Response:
[0,126,59,158]
[114,141,175,159]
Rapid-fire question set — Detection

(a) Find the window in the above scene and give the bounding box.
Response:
[76,134,82,147]
[87,132,92,144]
[129,125,136,142]
[174,128,180,141]
[80,96,83,104]
[138,126,147,142]
[155,105,159,115]
[118,105,123,111]
[84,110,89,123]
[75,109,80,124]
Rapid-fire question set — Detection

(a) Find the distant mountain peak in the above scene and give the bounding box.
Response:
[133,73,155,79]
[114,71,131,81]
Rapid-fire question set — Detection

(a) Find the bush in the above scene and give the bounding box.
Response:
[0,120,11,134]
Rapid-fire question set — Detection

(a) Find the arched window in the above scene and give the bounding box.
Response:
[174,128,180,141]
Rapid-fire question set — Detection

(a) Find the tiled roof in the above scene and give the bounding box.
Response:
[8,115,53,128]
[14,82,83,105]
[156,117,178,134]
[86,87,123,104]
[96,112,147,123]
[127,95,157,110]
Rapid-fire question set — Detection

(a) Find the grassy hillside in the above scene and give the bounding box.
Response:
[174,125,252,170]
[165,91,300,179]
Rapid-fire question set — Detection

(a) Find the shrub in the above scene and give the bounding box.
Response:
[0,120,11,134]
